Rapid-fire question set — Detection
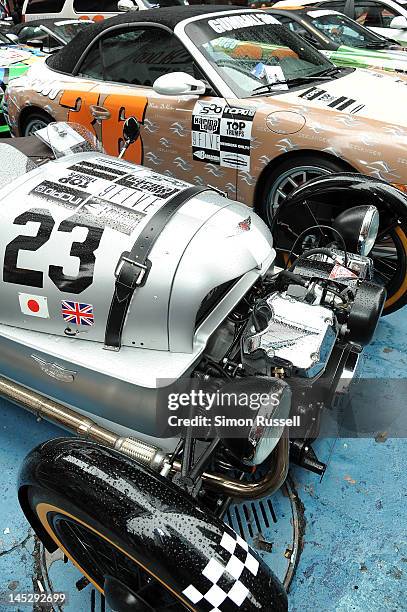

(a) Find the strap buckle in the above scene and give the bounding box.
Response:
[115,254,148,286]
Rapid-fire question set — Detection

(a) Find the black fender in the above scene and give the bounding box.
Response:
[271,172,407,232]
[18,437,288,611]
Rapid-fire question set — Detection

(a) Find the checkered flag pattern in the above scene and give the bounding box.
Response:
[182,531,259,611]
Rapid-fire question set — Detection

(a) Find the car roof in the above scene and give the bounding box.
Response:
[47,5,264,74]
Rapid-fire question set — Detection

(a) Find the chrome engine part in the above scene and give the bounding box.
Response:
[243,293,337,378]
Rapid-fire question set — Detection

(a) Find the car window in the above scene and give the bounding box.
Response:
[310,11,389,46]
[354,1,398,27]
[25,0,65,14]
[17,25,58,47]
[278,17,322,48]
[73,0,118,11]
[16,26,39,43]
[185,16,333,98]
[78,27,195,86]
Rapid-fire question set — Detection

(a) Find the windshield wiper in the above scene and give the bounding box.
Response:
[364,41,390,49]
[251,71,337,96]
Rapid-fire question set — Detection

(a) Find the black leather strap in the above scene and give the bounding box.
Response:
[104,185,210,350]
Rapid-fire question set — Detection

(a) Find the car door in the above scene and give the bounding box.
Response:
[67,25,239,197]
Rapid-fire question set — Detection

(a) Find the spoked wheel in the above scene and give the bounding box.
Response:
[372,223,407,314]
[270,174,407,315]
[22,112,52,136]
[27,489,190,612]
[267,165,332,218]
[257,155,349,225]
[50,514,185,611]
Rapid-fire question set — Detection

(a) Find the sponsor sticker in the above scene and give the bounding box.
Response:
[207,13,277,34]
[19,293,49,318]
[299,87,365,114]
[192,101,255,171]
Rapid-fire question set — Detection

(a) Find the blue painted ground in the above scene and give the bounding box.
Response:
[0,309,406,611]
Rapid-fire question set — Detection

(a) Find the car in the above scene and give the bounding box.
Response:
[7,18,93,53]
[273,0,407,44]
[6,3,407,298]
[0,34,46,134]
[270,7,407,74]
[21,0,189,24]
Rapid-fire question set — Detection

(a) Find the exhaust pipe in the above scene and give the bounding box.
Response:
[0,375,289,499]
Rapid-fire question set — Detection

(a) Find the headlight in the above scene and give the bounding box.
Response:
[333,205,379,256]
[216,377,292,467]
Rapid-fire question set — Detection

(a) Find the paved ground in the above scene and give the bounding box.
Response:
[0,308,405,611]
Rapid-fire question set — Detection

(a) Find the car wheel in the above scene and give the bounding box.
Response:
[258,155,349,225]
[22,111,52,136]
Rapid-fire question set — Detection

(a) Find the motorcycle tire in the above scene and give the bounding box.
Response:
[268,173,407,315]
[18,437,288,612]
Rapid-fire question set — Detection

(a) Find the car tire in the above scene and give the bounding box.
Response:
[21,110,53,136]
[258,155,350,226]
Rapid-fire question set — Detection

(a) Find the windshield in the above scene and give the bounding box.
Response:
[309,12,393,48]
[54,21,92,43]
[185,12,334,97]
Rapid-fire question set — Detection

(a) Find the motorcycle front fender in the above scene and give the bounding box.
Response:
[18,437,288,611]
[271,172,407,232]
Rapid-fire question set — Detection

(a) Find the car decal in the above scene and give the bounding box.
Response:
[298,87,365,114]
[192,101,255,171]
[59,90,148,163]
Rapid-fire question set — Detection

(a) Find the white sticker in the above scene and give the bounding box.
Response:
[19,293,49,318]
[208,13,278,34]
[192,101,255,171]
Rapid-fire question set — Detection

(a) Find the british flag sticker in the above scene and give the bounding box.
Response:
[61,301,94,326]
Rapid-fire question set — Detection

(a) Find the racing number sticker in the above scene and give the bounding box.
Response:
[59,90,148,163]
[3,208,104,294]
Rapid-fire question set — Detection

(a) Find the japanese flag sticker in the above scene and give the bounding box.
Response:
[19,293,49,318]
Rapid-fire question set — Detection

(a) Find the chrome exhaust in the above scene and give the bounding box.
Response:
[0,375,166,471]
[0,375,289,499]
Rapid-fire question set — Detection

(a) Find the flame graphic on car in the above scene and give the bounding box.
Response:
[259,155,271,166]
[159,137,171,148]
[334,115,361,128]
[205,163,224,177]
[276,138,298,153]
[383,125,406,137]
[170,122,188,137]
[144,119,158,133]
[174,157,192,171]
[145,152,162,166]
[238,171,255,186]
[358,159,400,181]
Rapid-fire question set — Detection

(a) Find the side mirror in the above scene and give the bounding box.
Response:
[123,116,140,144]
[26,38,44,49]
[118,0,138,11]
[390,15,407,29]
[153,72,206,96]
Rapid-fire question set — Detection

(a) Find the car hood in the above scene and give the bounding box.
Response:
[323,44,407,72]
[264,68,407,124]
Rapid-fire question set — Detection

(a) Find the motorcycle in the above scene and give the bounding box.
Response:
[0,119,390,610]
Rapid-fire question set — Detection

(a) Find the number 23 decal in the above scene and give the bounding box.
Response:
[3,208,104,294]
